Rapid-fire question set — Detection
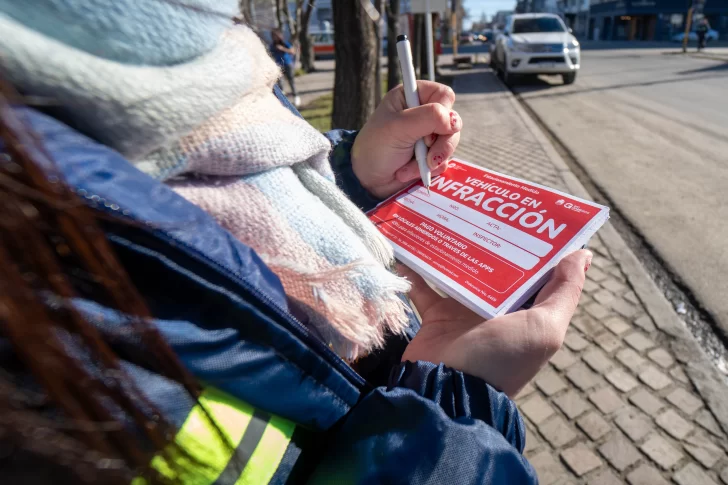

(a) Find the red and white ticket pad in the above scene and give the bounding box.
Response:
[368,159,610,319]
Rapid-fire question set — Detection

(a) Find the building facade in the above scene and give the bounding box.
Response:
[589,0,728,41]
[308,0,334,32]
[558,0,591,36]
[515,0,559,13]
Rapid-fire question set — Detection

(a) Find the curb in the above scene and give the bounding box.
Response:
[497,74,728,437]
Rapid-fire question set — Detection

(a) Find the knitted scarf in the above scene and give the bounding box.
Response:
[0,4,411,361]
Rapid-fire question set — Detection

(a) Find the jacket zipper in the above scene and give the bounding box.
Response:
[80,191,367,389]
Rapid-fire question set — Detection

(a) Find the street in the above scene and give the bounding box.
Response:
[297,46,728,338]
[447,62,728,485]
[512,49,728,338]
[292,44,728,484]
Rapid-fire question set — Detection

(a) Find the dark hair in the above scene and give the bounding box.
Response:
[0,83,227,483]
[271,29,284,43]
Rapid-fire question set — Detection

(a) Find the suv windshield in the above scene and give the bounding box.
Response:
[512,18,565,33]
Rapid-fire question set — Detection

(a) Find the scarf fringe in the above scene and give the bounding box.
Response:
[265,258,411,360]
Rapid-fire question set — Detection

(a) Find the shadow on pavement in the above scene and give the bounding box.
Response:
[514,71,728,100]
[448,66,511,95]
[297,87,334,97]
[509,75,556,92]
[580,41,728,50]
[679,61,728,75]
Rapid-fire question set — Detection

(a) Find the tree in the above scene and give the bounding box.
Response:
[374,0,384,105]
[332,0,377,129]
[239,0,253,24]
[275,0,286,31]
[471,12,488,32]
[385,0,401,90]
[448,0,470,55]
[299,0,317,72]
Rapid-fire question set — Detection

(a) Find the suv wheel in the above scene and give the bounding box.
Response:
[562,72,577,85]
[502,60,516,86]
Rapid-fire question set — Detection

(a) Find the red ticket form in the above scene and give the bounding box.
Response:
[368,159,609,319]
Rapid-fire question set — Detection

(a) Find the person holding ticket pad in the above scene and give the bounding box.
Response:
[0,2,594,482]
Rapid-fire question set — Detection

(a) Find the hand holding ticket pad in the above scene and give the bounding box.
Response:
[367,159,610,319]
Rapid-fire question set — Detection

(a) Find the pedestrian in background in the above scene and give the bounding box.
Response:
[270,28,300,106]
[697,18,711,51]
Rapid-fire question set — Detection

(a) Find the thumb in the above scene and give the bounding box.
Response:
[397,263,444,316]
[532,249,592,323]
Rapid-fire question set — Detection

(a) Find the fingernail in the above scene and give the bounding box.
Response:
[430,154,444,169]
[584,251,593,273]
[450,111,460,130]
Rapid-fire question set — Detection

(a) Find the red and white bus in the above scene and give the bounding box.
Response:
[311,30,334,59]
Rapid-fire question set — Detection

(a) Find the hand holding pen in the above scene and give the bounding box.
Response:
[348,42,463,200]
[396,34,432,193]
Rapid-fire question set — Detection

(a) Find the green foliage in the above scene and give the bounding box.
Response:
[300,93,333,132]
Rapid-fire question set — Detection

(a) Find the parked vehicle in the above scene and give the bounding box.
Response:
[490,13,580,86]
[459,31,474,44]
[312,30,334,59]
[480,30,495,43]
[672,28,720,43]
[312,30,388,59]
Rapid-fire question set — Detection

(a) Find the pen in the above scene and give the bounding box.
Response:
[396,34,431,194]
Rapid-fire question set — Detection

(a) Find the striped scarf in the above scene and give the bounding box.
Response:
[0,11,411,361]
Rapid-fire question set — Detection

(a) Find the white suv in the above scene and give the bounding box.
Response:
[490,14,580,85]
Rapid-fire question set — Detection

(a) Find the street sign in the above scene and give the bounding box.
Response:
[410,0,448,13]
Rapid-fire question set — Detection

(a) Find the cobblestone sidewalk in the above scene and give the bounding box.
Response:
[451,66,728,484]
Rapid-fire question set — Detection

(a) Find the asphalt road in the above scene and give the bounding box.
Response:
[511,49,728,335]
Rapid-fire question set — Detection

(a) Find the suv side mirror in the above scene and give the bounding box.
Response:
[568,28,573,33]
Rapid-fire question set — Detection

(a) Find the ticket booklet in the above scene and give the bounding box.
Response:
[367,159,610,319]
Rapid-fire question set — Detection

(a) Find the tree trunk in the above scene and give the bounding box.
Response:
[374,0,384,105]
[419,14,430,80]
[332,0,377,130]
[386,0,401,90]
[282,0,294,40]
[299,0,317,72]
[239,0,252,24]
[291,0,303,65]
[275,0,284,31]
[300,33,315,72]
[413,14,423,77]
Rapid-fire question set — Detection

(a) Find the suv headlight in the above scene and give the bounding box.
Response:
[510,41,528,52]
[568,39,580,50]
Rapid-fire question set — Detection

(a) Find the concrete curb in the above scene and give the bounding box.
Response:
[498,75,728,437]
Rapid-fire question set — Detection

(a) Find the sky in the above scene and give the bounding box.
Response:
[463,0,517,27]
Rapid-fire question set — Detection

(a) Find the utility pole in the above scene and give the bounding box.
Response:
[424,0,435,81]
[451,0,459,56]
[682,4,694,53]
[684,0,707,52]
